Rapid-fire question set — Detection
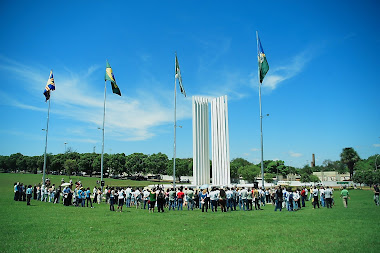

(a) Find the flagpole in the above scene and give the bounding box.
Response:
[101,80,107,191]
[42,99,51,186]
[173,53,177,189]
[256,31,265,189]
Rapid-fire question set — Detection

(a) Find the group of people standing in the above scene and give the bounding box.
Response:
[15,180,380,211]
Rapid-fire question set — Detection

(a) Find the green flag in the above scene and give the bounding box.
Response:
[175,54,186,97]
[257,35,269,83]
[105,61,121,96]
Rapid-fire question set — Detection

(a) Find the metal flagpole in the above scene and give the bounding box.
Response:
[42,99,51,186]
[256,31,265,189]
[101,80,107,191]
[173,53,177,189]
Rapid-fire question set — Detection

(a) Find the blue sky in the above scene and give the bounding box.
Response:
[0,0,379,168]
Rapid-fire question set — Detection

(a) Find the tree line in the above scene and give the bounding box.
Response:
[0,147,378,185]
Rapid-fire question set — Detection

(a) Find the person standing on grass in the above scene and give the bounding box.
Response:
[81,187,86,207]
[157,188,165,213]
[177,187,185,211]
[109,188,115,211]
[247,188,253,211]
[77,187,83,207]
[26,185,32,205]
[220,188,227,212]
[312,186,320,209]
[33,184,37,200]
[168,188,176,211]
[149,188,157,213]
[143,188,150,209]
[301,188,306,207]
[135,188,142,209]
[340,186,350,208]
[117,188,125,212]
[275,187,283,211]
[54,187,60,204]
[200,189,208,212]
[324,186,333,208]
[240,187,248,211]
[93,186,98,205]
[210,187,219,212]
[254,188,261,210]
[226,187,234,211]
[86,187,93,208]
[14,182,19,201]
[374,184,379,206]
[186,188,194,211]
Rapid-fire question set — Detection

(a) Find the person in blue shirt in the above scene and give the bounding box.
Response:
[26,185,33,205]
[86,187,93,208]
[77,187,83,207]
[81,188,86,207]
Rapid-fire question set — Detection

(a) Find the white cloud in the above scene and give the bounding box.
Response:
[289,151,303,158]
[251,148,259,152]
[373,144,380,147]
[250,49,313,91]
[0,57,185,142]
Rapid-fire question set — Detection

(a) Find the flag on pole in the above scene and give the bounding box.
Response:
[105,61,121,96]
[175,54,186,97]
[257,34,269,83]
[43,70,55,101]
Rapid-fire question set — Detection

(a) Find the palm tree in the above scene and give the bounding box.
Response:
[340,147,360,179]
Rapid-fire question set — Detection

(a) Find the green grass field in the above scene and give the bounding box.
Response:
[0,173,379,253]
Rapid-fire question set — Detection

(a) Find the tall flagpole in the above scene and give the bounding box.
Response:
[42,99,51,186]
[257,31,265,189]
[101,80,107,191]
[173,53,177,189]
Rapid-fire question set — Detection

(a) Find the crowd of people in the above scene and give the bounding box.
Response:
[13,180,380,211]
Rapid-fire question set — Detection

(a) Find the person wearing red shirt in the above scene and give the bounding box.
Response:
[301,188,306,207]
[177,187,185,210]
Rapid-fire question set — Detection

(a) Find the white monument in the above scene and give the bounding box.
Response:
[192,95,230,186]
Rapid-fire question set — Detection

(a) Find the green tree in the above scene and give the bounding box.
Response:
[264,173,276,183]
[238,164,260,183]
[64,159,77,178]
[230,158,252,179]
[309,175,320,185]
[145,152,169,175]
[352,170,365,188]
[340,147,360,179]
[265,160,289,177]
[125,153,148,175]
[167,158,192,182]
[50,154,65,175]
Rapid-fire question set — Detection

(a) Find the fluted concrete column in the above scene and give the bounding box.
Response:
[192,97,210,185]
[211,96,230,186]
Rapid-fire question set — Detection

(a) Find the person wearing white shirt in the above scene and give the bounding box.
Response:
[226,188,234,211]
[143,189,150,209]
[324,186,333,208]
[209,188,219,212]
[117,189,125,212]
[240,187,248,211]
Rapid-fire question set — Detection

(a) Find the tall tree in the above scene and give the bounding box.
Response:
[238,164,260,183]
[230,158,252,179]
[125,153,148,175]
[340,147,360,179]
[145,152,169,175]
[166,158,192,182]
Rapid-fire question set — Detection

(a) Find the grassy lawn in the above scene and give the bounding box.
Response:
[0,173,379,253]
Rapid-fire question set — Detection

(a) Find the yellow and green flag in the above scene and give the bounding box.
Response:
[105,61,121,96]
